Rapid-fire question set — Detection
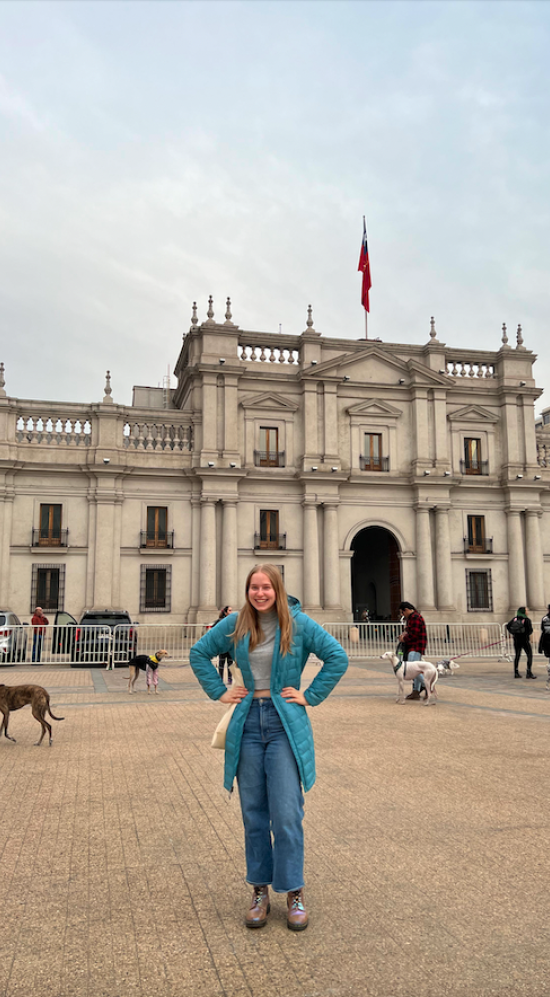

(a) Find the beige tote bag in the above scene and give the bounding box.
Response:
[211,664,244,750]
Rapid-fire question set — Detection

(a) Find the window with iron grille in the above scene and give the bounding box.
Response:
[467,515,485,552]
[31,563,65,612]
[140,564,172,612]
[464,438,482,474]
[259,510,279,548]
[466,569,493,611]
[258,427,281,467]
[363,433,383,471]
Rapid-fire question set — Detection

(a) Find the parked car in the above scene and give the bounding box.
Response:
[0,611,29,665]
[70,610,138,668]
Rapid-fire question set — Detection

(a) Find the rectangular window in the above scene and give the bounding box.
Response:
[464,438,482,474]
[140,564,172,613]
[467,515,485,552]
[259,427,280,467]
[364,433,382,471]
[466,570,492,611]
[39,504,62,545]
[30,563,66,612]
[146,507,168,547]
[260,510,279,548]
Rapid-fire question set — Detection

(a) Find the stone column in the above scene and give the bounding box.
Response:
[199,498,217,612]
[0,488,13,607]
[111,497,123,608]
[525,511,544,611]
[435,505,454,611]
[93,499,115,608]
[415,507,435,610]
[221,500,238,607]
[323,502,341,610]
[85,493,97,609]
[302,500,321,610]
[189,497,201,619]
[506,510,526,609]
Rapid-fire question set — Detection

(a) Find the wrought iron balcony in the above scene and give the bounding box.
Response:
[139,531,174,549]
[253,450,286,468]
[460,459,489,475]
[464,537,493,554]
[359,455,389,472]
[254,533,287,550]
[32,528,69,547]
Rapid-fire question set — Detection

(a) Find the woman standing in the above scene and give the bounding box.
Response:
[189,565,348,931]
[212,605,234,685]
[506,607,535,679]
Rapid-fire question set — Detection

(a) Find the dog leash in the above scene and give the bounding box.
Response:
[441,639,505,663]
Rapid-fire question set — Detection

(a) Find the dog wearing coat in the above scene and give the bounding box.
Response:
[127,650,169,693]
[381,651,439,705]
[0,683,65,745]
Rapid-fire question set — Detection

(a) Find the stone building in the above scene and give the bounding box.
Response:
[0,301,548,624]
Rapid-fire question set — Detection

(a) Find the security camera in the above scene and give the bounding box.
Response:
[519,381,526,387]
[103,458,110,464]
[331,466,338,472]
[343,375,350,382]
[311,360,318,365]
[311,466,318,472]
[516,474,523,479]
[443,470,451,476]
[534,474,542,480]
[219,358,226,365]
[423,470,431,476]
[229,462,237,468]
[208,461,215,468]
[398,378,405,385]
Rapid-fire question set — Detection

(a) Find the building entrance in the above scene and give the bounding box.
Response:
[351,527,402,621]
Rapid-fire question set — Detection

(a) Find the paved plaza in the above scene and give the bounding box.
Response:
[0,654,549,997]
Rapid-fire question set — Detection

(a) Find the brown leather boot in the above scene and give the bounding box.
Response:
[287,888,308,931]
[405,690,421,700]
[245,886,270,928]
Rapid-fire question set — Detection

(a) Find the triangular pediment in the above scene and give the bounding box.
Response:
[347,399,403,419]
[406,360,454,386]
[240,391,299,412]
[448,404,499,424]
[303,346,409,382]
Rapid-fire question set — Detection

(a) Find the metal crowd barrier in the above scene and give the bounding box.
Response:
[0,623,208,667]
[323,622,542,662]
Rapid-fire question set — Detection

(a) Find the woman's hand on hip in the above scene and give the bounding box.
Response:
[281,687,307,706]
[219,686,248,704]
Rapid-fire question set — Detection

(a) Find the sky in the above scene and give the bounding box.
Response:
[1,0,549,413]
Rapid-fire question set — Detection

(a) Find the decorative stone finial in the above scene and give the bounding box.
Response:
[224,297,236,327]
[103,370,113,404]
[206,295,215,322]
[190,301,198,327]
[306,305,314,329]
[501,322,509,347]
[0,362,5,397]
[516,323,524,349]
[429,316,439,342]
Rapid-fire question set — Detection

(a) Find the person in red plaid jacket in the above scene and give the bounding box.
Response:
[398,601,427,701]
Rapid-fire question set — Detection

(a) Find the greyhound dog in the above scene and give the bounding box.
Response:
[127,650,169,693]
[381,651,439,705]
[0,683,65,745]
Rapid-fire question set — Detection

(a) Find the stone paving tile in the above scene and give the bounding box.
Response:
[0,660,550,996]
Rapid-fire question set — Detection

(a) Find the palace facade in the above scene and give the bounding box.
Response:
[0,301,549,624]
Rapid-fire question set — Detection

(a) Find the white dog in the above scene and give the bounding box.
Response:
[381,651,439,705]
[436,658,460,677]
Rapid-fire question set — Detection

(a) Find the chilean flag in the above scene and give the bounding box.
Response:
[358,217,372,312]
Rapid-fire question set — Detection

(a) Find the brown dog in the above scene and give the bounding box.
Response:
[0,684,65,746]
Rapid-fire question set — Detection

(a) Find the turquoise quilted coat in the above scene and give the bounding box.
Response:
[189,597,348,792]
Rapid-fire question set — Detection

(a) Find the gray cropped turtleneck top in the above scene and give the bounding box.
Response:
[248,609,278,689]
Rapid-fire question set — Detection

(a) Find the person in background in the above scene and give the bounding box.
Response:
[538,605,550,690]
[397,601,427,700]
[212,606,234,685]
[189,565,348,932]
[31,606,49,664]
[506,607,535,679]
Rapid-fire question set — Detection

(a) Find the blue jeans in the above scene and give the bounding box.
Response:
[408,651,426,691]
[32,633,43,663]
[237,698,304,893]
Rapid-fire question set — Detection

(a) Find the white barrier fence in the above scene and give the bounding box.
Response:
[0,624,208,667]
[0,621,543,668]
[323,622,537,663]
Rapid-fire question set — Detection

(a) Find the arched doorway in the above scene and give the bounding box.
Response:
[351,526,402,621]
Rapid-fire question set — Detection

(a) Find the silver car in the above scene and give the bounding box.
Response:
[0,611,29,665]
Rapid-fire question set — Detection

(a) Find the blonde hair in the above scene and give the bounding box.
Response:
[232,564,294,656]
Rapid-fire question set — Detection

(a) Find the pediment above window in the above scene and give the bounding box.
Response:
[240,391,299,412]
[346,399,403,419]
[448,404,499,424]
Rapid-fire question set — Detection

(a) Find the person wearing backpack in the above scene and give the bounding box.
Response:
[537,605,550,689]
[506,607,535,679]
